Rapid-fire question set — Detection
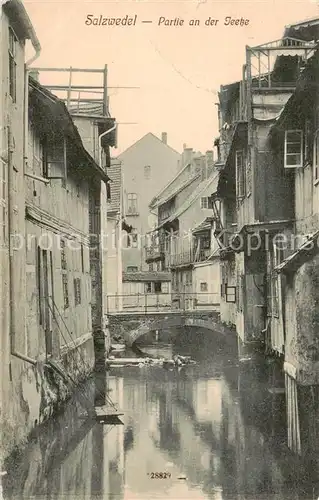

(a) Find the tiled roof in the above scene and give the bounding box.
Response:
[123,271,171,282]
[68,101,111,117]
[108,160,122,213]
[153,173,219,231]
[192,217,214,233]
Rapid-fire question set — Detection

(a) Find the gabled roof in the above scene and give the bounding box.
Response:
[149,161,200,209]
[284,16,319,41]
[192,217,215,234]
[153,172,219,232]
[118,132,180,157]
[108,160,122,213]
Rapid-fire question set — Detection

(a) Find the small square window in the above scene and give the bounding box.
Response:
[201,197,208,209]
[127,266,138,272]
[200,282,208,292]
[144,165,151,179]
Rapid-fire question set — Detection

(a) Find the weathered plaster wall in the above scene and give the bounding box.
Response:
[193,261,220,306]
[119,133,181,272]
[1,11,29,466]
[3,376,97,499]
[2,338,95,462]
[294,255,319,385]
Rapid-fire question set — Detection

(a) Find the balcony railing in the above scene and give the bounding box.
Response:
[107,292,220,314]
[168,248,194,267]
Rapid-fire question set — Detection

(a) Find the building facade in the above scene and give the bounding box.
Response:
[31,65,119,364]
[1,0,42,463]
[118,132,181,273]
[1,2,117,461]
[214,17,319,457]
[147,151,220,311]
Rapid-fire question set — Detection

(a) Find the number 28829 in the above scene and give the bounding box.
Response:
[148,472,171,479]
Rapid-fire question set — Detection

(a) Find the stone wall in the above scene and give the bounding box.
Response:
[108,310,235,347]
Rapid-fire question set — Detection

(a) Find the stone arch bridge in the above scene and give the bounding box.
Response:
[108,310,236,347]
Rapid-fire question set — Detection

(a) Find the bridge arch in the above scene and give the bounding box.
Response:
[108,311,235,348]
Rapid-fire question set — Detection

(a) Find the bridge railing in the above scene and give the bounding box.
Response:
[107,292,220,314]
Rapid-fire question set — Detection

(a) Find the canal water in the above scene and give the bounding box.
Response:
[2,330,319,500]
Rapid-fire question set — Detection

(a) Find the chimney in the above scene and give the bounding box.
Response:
[205,150,214,177]
[29,70,39,82]
[161,132,167,145]
[182,146,193,168]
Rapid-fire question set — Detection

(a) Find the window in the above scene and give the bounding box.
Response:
[127,266,138,272]
[284,130,303,169]
[0,160,7,245]
[226,286,236,303]
[9,28,17,102]
[127,193,138,215]
[304,119,312,165]
[80,244,85,273]
[162,282,169,293]
[200,197,209,209]
[154,282,162,293]
[60,239,69,308]
[313,129,319,184]
[200,282,208,292]
[266,242,282,318]
[127,229,138,248]
[236,150,246,198]
[74,278,81,306]
[29,126,49,178]
[62,274,69,309]
[149,263,154,271]
[144,165,151,179]
[60,239,67,270]
[145,282,152,293]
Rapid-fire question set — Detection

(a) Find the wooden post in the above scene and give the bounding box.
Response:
[258,52,261,88]
[67,66,72,110]
[268,50,271,88]
[103,64,108,115]
[63,137,67,187]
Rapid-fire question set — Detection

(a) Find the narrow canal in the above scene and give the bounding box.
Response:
[2,330,319,500]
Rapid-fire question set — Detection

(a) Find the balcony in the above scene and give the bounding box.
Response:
[169,248,194,268]
[145,245,164,263]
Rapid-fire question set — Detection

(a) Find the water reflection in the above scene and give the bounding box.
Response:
[2,337,319,500]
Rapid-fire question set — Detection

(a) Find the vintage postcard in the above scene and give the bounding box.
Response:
[1,0,319,498]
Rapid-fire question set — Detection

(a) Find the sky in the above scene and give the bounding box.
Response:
[24,0,319,156]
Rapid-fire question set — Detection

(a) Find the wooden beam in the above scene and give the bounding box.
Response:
[32,67,105,73]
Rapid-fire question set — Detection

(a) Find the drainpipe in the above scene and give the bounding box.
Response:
[9,21,41,365]
[98,122,117,170]
[98,122,117,331]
